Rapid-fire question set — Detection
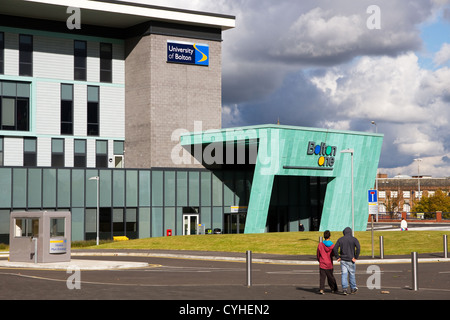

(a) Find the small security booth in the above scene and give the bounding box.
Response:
[9,211,71,263]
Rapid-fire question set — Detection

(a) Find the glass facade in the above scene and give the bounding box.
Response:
[0,167,253,243]
[0,165,330,243]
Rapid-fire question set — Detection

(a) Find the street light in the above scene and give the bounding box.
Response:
[414,158,422,202]
[89,176,100,245]
[371,121,379,221]
[371,121,377,133]
[341,149,354,236]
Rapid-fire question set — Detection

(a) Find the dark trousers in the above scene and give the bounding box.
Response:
[319,268,338,291]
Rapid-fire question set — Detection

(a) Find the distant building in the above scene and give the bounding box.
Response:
[376,173,450,214]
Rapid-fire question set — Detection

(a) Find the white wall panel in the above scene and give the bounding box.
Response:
[87,41,99,83]
[4,137,23,166]
[65,138,74,167]
[33,36,72,80]
[35,81,60,135]
[73,84,87,136]
[99,86,125,138]
[113,42,125,84]
[37,137,51,167]
[4,32,18,76]
[86,139,96,168]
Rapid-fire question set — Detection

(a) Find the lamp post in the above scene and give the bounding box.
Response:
[341,149,354,236]
[371,121,377,133]
[371,121,379,221]
[89,176,100,245]
[414,158,422,202]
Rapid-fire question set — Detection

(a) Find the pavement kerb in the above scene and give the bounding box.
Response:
[70,251,450,265]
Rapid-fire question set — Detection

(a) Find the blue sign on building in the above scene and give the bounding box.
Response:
[167,40,209,66]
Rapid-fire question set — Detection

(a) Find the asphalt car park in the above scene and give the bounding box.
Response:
[1,251,450,301]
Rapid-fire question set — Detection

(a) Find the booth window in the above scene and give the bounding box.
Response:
[50,218,65,237]
[14,218,39,237]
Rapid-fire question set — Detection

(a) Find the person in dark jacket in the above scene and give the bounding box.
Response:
[333,227,360,295]
[316,230,338,294]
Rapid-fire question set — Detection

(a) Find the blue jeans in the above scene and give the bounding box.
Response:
[340,260,357,290]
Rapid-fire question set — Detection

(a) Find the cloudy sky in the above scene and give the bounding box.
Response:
[123,0,450,178]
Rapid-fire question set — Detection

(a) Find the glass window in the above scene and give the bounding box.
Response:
[19,34,33,76]
[74,40,87,81]
[0,32,4,75]
[0,81,30,131]
[100,43,112,83]
[74,139,86,167]
[51,138,65,167]
[113,140,124,155]
[164,171,175,206]
[87,86,99,136]
[12,168,27,208]
[57,169,71,208]
[71,169,85,207]
[126,170,138,207]
[139,171,151,207]
[50,218,65,237]
[15,218,39,237]
[152,171,163,206]
[113,208,124,235]
[96,140,108,168]
[126,208,137,239]
[201,171,211,206]
[189,171,199,206]
[24,138,37,166]
[0,137,3,166]
[1,97,15,127]
[85,208,97,233]
[61,84,73,135]
[113,170,125,207]
[176,171,188,207]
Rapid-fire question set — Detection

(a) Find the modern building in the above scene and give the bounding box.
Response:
[0,0,384,244]
[0,0,234,168]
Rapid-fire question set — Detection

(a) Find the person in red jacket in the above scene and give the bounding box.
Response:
[316,230,338,294]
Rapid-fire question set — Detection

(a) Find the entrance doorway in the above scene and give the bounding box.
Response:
[267,206,288,232]
[183,214,199,235]
[224,213,246,234]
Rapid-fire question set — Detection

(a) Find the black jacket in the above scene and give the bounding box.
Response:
[333,227,360,262]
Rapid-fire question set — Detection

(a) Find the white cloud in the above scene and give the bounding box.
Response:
[434,43,450,65]
[312,53,433,123]
[310,52,450,176]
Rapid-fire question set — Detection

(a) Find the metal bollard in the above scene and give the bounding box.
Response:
[411,252,418,291]
[319,236,323,243]
[33,237,38,264]
[246,250,252,287]
[379,236,384,259]
[444,235,448,259]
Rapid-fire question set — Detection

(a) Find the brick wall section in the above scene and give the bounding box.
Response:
[125,34,222,168]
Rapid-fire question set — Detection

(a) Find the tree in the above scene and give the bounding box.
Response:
[412,190,450,214]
